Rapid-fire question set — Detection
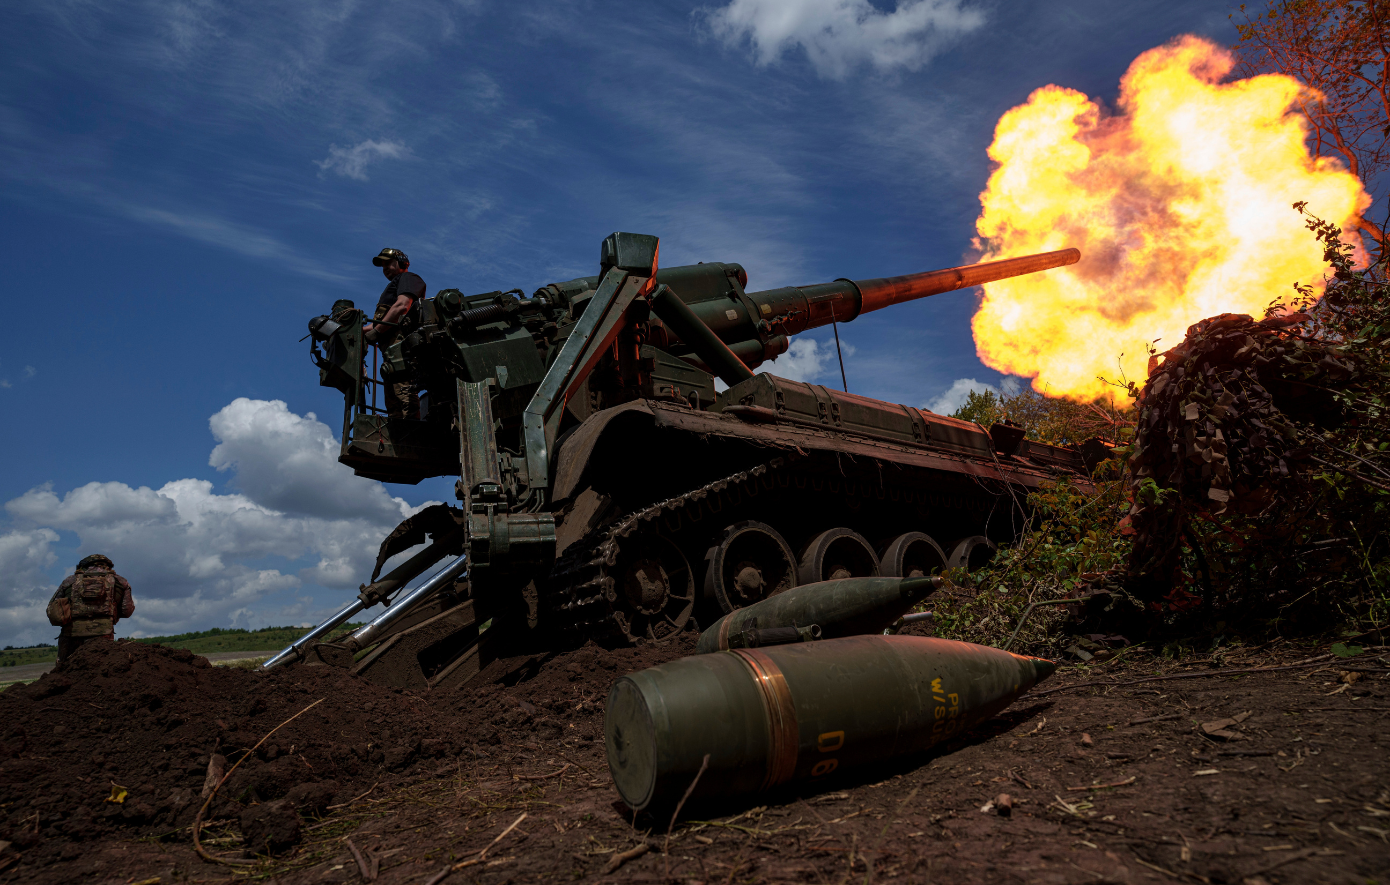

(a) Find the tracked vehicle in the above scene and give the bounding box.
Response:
[265,234,1091,688]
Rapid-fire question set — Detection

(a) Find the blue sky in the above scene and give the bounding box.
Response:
[0,0,1235,645]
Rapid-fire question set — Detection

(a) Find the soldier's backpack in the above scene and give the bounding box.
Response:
[45,596,70,627]
[68,570,116,637]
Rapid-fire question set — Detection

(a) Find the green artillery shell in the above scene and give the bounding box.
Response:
[605,635,1055,812]
[695,576,942,654]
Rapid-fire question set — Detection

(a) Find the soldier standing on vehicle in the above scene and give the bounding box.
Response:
[46,554,135,663]
[364,247,427,419]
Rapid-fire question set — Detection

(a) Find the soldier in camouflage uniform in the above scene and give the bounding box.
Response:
[46,554,135,663]
[364,247,426,420]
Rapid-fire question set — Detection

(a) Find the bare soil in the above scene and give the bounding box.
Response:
[0,634,1386,885]
[0,650,283,689]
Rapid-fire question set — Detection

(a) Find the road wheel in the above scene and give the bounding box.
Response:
[703,521,798,614]
[880,532,948,578]
[798,527,879,585]
[612,535,696,644]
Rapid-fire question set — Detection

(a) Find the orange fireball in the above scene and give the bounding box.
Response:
[972,35,1371,403]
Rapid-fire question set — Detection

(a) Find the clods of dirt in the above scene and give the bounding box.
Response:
[0,632,687,880]
[0,642,438,860]
[240,799,301,855]
[3,636,1387,885]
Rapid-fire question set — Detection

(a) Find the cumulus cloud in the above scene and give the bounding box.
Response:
[761,336,855,383]
[208,398,408,522]
[316,139,409,181]
[703,0,986,78]
[924,376,1020,415]
[0,527,60,642]
[714,335,856,392]
[1,399,437,646]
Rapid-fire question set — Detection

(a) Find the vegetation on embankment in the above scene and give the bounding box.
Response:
[0,623,363,668]
[932,0,1390,654]
[935,391,1136,652]
[936,215,1390,655]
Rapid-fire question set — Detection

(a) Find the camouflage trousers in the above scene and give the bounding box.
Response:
[57,630,113,663]
[384,376,419,420]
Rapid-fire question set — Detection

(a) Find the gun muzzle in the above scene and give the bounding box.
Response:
[854,248,1080,314]
[743,247,1080,337]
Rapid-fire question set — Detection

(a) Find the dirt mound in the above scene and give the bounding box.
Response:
[0,633,689,876]
[3,637,1387,885]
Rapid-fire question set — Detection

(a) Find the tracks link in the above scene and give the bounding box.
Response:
[543,458,787,643]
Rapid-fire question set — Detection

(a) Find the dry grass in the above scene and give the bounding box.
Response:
[213,656,270,670]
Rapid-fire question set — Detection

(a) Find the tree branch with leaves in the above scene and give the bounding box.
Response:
[1232,0,1390,257]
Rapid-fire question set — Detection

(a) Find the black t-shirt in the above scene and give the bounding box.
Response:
[376,271,427,324]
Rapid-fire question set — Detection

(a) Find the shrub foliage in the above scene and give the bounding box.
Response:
[939,211,1389,651]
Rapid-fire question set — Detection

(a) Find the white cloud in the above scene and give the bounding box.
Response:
[0,360,39,389]
[761,336,853,383]
[316,139,409,181]
[0,527,60,643]
[208,398,408,522]
[713,335,857,392]
[924,375,1020,415]
[463,70,503,110]
[115,202,348,282]
[703,0,986,79]
[1,399,440,645]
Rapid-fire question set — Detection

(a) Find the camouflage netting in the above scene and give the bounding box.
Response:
[1123,311,1364,605]
[1050,211,1389,637]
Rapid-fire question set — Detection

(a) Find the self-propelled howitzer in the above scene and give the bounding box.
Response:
[268,234,1088,687]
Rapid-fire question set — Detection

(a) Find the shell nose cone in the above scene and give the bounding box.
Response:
[1011,653,1057,687]
[899,575,944,598]
[1028,656,1057,683]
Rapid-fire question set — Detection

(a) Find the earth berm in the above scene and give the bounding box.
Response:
[0,636,1385,883]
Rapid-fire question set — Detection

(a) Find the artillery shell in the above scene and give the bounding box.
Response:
[696,575,942,654]
[604,635,1055,812]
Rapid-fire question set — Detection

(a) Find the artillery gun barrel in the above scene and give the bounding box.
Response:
[853,248,1081,314]
[653,248,1079,374]
[740,248,1080,339]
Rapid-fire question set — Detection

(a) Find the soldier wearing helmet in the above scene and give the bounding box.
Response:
[46,554,135,663]
[364,247,427,420]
